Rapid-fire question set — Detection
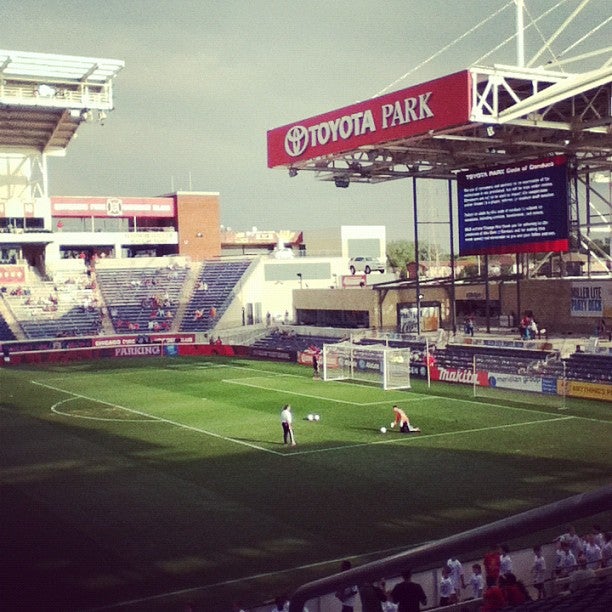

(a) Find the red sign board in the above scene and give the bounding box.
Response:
[0,265,26,284]
[51,196,175,218]
[267,70,471,167]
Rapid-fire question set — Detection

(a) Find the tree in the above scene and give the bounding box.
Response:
[386,240,415,279]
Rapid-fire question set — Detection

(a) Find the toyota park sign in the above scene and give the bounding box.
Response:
[267,70,470,167]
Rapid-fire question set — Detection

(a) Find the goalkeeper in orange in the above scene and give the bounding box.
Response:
[390,404,421,433]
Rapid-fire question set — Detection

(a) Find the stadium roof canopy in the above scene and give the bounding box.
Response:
[267,63,612,184]
[0,49,124,154]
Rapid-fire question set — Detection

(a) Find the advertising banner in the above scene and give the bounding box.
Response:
[268,71,470,167]
[429,365,489,386]
[51,196,175,218]
[566,380,612,402]
[486,372,544,393]
[570,281,610,318]
[0,265,26,284]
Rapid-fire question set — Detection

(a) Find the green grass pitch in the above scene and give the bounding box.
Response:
[1,356,611,611]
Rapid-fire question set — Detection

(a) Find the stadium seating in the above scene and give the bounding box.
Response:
[563,352,612,383]
[436,344,554,374]
[0,310,16,341]
[180,259,252,333]
[96,264,188,333]
[251,331,340,353]
[2,272,102,339]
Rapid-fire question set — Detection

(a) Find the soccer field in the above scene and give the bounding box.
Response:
[1,356,611,611]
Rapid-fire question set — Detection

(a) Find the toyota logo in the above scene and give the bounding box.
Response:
[284,125,309,157]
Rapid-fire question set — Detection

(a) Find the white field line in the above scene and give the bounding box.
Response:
[50,396,153,422]
[287,415,577,456]
[31,380,284,456]
[222,377,422,406]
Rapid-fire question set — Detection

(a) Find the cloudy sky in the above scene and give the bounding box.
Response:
[2,0,610,241]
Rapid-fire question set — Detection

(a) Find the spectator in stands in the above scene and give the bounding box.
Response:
[482,575,506,611]
[446,556,465,601]
[499,544,513,576]
[464,315,474,336]
[466,563,484,599]
[602,532,612,568]
[438,565,456,606]
[389,569,427,612]
[358,578,387,612]
[568,553,597,593]
[390,405,421,433]
[531,544,547,600]
[334,559,358,612]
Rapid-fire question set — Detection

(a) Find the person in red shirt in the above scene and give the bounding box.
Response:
[482,575,506,611]
[483,544,501,583]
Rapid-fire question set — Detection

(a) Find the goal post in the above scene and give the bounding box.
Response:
[322,341,411,390]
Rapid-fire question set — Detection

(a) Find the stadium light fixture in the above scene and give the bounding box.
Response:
[334,176,350,188]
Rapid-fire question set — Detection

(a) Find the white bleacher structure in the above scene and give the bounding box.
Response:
[95,262,189,333]
[180,259,253,333]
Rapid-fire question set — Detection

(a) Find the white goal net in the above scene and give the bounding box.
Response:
[322,341,411,390]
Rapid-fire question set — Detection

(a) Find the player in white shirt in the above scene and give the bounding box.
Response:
[500,544,513,576]
[280,404,296,446]
[531,545,547,600]
[439,566,456,606]
[466,563,484,599]
[583,533,603,570]
[602,532,612,568]
[556,541,577,577]
[447,557,466,601]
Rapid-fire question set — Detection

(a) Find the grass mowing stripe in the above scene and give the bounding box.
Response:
[221,377,421,406]
[287,415,577,456]
[32,380,284,456]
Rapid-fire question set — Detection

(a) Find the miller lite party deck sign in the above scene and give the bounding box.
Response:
[267,70,470,167]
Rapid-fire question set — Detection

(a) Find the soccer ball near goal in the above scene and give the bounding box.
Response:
[380,427,387,434]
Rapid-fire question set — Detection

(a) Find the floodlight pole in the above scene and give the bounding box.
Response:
[515,0,525,67]
[412,177,421,335]
[448,179,457,336]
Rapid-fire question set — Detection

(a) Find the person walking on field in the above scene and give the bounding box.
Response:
[280,404,296,446]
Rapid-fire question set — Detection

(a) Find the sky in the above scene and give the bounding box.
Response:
[2,0,610,242]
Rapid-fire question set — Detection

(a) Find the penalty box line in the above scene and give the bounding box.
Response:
[31,380,284,456]
[222,377,424,406]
